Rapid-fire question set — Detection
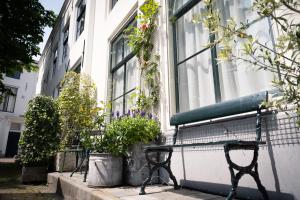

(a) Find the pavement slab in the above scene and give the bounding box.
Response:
[48,172,228,200]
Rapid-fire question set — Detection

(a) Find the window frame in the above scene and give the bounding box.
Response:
[111,0,119,10]
[62,22,69,59]
[171,0,222,113]
[52,47,58,76]
[76,0,86,39]
[110,16,137,115]
[6,71,21,79]
[0,86,18,113]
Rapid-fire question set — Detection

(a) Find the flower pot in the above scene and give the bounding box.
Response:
[54,152,77,172]
[87,153,123,187]
[21,166,47,184]
[125,143,158,186]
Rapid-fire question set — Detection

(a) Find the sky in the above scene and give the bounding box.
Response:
[35,0,64,61]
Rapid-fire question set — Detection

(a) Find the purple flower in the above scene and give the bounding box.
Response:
[116,111,120,118]
[140,111,146,117]
[111,112,115,118]
[127,109,131,116]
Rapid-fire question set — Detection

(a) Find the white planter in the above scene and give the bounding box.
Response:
[54,152,77,172]
[87,153,123,187]
[125,143,158,186]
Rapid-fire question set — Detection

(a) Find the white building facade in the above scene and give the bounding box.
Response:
[37,0,300,199]
[0,70,38,157]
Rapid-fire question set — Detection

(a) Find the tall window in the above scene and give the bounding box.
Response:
[63,24,69,59]
[76,0,86,39]
[53,47,58,76]
[6,71,21,79]
[111,20,137,114]
[171,0,274,112]
[0,87,17,113]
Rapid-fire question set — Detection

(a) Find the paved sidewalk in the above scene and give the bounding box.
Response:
[0,159,62,200]
[49,172,228,200]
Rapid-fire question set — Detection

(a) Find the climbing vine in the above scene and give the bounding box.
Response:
[126,0,160,112]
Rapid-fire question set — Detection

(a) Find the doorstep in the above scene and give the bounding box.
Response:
[48,172,227,200]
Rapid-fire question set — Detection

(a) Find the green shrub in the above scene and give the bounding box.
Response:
[101,111,160,156]
[57,72,98,149]
[18,96,60,167]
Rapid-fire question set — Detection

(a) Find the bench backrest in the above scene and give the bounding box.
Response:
[170,91,268,144]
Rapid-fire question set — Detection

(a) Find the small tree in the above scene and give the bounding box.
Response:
[0,0,56,94]
[57,72,99,148]
[193,0,300,124]
[18,96,60,167]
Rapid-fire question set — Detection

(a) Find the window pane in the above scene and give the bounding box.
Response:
[112,66,124,99]
[178,50,215,112]
[112,97,123,114]
[176,1,210,63]
[111,0,118,9]
[76,0,86,38]
[172,0,190,14]
[125,56,137,92]
[7,94,16,112]
[125,91,136,112]
[216,0,274,101]
[0,87,17,112]
[111,37,123,67]
[124,21,136,57]
[6,71,21,79]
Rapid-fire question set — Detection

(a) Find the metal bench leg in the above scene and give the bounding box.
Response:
[224,144,269,200]
[70,151,85,177]
[251,164,269,200]
[140,165,160,195]
[139,148,179,195]
[83,150,90,182]
[164,160,179,190]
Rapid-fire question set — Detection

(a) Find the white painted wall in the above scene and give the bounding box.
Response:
[36,0,300,199]
[0,70,38,157]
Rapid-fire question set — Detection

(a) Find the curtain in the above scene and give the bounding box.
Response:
[176,1,216,112]
[216,0,275,101]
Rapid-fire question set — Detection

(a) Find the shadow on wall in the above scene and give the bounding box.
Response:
[160,112,299,200]
[179,180,295,200]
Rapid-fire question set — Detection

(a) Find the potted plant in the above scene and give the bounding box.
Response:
[56,72,97,172]
[107,110,161,186]
[18,96,60,183]
[86,110,125,187]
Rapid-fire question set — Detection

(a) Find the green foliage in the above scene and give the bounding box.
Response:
[125,0,160,112]
[103,114,160,156]
[0,0,56,93]
[18,96,60,167]
[193,0,300,124]
[57,72,101,148]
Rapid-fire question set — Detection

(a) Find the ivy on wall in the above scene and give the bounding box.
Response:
[126,0,160,112]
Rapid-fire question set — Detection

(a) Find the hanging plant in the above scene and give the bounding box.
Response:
[126,0,160,112]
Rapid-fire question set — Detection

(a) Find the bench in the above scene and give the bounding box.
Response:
[139,91,270,200]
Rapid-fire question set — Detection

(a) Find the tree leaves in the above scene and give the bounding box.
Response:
[0,0,56,93]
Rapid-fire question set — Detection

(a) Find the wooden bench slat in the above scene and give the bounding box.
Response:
[170,91,267,126]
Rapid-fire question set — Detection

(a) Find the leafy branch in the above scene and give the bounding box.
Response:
[193,0,300,124]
